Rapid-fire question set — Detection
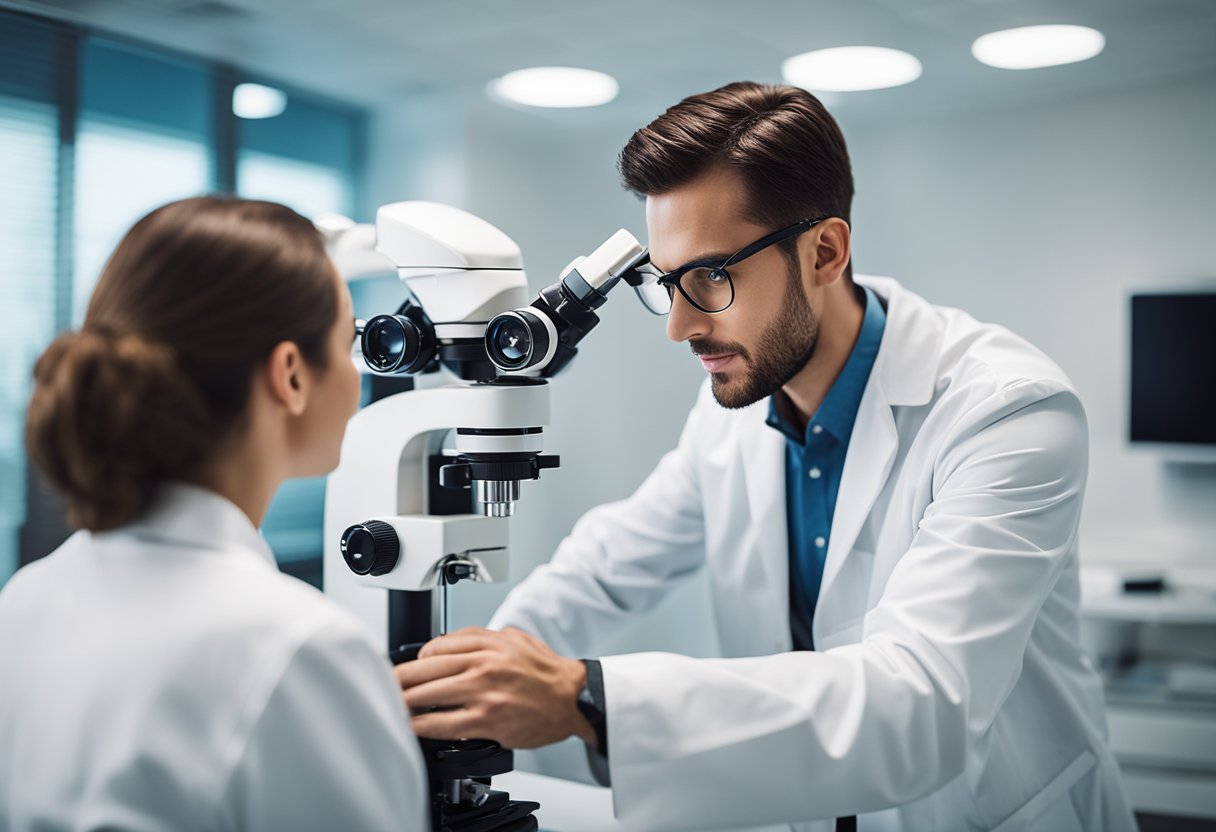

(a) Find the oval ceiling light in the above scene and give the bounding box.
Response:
[233,83,287,119]
[489,67,619,108]
[781,46,923,92]
[972,24,1105,70]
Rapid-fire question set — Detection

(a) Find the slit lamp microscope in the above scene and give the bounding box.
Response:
[322,202,646,832]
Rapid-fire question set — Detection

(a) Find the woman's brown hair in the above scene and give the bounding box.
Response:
[25,196,339,532]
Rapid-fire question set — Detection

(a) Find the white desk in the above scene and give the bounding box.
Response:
[494,771,799,832]
[493,770,623,832]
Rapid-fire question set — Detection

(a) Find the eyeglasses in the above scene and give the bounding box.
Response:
[629,217,828,316]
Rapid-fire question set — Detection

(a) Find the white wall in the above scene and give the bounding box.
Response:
[361,72,1216,662]
[843,73,1216,568]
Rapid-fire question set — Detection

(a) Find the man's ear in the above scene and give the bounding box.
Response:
[265,341,308,416]
[807,217,851,287]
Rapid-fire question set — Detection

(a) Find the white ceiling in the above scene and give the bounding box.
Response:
[6,0,1216,121]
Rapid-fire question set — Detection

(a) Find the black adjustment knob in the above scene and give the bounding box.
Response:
[340,520,399,576]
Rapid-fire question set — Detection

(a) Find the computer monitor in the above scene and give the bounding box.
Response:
[1129,286,1216,460]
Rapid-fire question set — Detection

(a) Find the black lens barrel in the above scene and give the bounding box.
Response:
[485,310,550,372]
[361,311,436,375]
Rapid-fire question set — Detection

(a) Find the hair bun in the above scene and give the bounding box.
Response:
[26,328,212,531]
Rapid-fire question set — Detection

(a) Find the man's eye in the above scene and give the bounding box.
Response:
[707,268,729,283]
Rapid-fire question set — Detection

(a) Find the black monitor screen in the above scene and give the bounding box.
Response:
[1130,291,1216,445]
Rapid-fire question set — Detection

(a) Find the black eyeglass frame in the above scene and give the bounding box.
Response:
[630,217,829,315]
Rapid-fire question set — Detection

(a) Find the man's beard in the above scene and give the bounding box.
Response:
[692,260,819,410]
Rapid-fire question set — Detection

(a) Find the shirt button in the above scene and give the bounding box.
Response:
[815,536,827,548]
[808,467,822,479]
[811,425,824,435]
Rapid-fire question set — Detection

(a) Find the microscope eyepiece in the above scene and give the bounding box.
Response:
[484,229,644,378]
[363,315,410,370]
[360,302,436,375]
[485,311,554,373]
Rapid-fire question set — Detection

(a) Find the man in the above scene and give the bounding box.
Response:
[396,82,1135,831]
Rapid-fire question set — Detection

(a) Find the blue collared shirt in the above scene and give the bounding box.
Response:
[765,285,886,649]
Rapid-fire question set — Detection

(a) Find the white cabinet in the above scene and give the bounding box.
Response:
[1106,698,1216,818]
[1082,565,1216,821]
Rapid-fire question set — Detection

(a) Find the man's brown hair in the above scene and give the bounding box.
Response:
[619,81,854,267]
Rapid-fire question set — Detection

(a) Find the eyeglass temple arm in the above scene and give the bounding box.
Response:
[724,218,823,266]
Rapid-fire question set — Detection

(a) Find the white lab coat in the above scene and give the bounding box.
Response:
[491,277,1135,832]
[0,483,427,831]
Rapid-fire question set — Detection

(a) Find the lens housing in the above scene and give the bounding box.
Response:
[361,312,435,374]
[485,309,556,373]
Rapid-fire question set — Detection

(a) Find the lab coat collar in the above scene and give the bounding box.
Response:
[99,482,278,569]
[765,284,888,447]
[856,275,942,408]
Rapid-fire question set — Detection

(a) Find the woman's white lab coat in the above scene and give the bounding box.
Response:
[490,277,1136,832]
[0,483,427,831]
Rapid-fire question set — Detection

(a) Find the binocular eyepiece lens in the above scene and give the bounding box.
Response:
[485,311,550,372]
[491,317,532,365]
[366,317,406,366]
[362,314,430,374]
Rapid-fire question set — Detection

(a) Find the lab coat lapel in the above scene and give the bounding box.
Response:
[738,411,790,647]
[818,381,898,607]
[815,276,942,623]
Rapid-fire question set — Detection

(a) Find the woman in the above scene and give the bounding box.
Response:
[0,197,427,830]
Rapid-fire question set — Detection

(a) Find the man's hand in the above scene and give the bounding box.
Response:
[394,626,597,749]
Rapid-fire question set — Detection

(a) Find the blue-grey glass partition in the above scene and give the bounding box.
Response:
[0,12,60,584]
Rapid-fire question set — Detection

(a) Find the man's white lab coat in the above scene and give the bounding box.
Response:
[0,484,427,831]
[491,277,1135,832]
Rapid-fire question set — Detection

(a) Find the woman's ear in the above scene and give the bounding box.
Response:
[265,341,309,416]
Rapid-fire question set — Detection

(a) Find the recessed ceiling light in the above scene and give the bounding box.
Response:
[489,67,619,108]
[232,83,287,119]
[972,24,1105,70]
[781,46,923,92]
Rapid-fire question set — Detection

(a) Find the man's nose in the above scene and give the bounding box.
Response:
[666,289,711,344]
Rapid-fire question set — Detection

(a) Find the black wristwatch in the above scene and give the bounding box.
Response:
[575,658,608,757]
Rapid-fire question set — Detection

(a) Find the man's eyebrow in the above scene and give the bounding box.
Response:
[651,251,734,272]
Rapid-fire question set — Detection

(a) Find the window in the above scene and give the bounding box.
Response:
[74,38,214,322]
[237,90,362,218]
[0,13,60,583]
